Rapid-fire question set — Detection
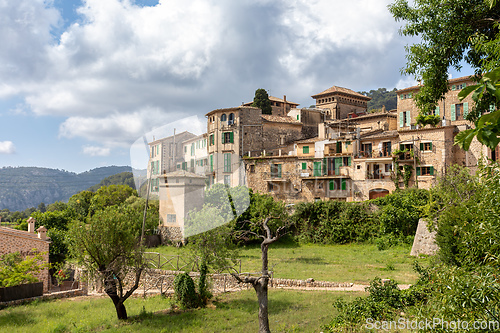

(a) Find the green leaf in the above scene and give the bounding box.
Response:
[458,85,479,101]
[454,129,478,151]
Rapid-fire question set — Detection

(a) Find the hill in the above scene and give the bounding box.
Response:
[0,166,136,211]
[87,171,136,192]
[359,88,398,112]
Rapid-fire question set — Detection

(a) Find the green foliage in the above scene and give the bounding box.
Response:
[46,201,68,212]
[389,0,496,115]
[88,184,137,216]
[416,113,441,127]
[251,88,272,115]
[0,252,49,288]
[197,262,212,306]
[173,273,199,309]
[66,190,94,219]
[372,188,429,240]
[291,200,376,244]
[358,87,397,111]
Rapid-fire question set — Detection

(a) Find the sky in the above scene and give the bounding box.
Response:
[0,0,471,173]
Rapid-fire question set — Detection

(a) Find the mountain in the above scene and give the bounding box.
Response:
[0,166,139,211]
[87,171,136,192]
[359,88,398,112]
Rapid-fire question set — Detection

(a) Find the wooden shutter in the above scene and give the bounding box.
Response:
[406,111,411,126]
[210,155,213,172]
[429,142,433,150]
[463,102,469,117]
[416,167,420,176]
[430,166,434,176]
[302,162,306,170]
[221,133,225,144]
[399,112,404,127]
[347,157,351,166]
[435,106,440,116]
[322,158,327,175]
[341,178,347,191]
[451,104,456,121]
[329,180,334,191]
[277,164,282,178]
[420,143,424,151]
[230,132,234,143]
[336,141,341,153]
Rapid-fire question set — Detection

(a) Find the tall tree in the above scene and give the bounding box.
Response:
[252,88,273,115]
[389,0,499,114]
[67,205,148,320]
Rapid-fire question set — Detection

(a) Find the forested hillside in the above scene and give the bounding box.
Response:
[0,166,134,211]
[359,88,398,112]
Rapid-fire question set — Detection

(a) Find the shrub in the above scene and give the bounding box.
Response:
[173,273,199,309]
[0,252,49,288]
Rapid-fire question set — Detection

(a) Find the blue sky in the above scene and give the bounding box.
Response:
[0,0,471,173]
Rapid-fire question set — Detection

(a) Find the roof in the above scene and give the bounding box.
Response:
[360,130,399,140]
[243,96,299,107]
[294,137,324,144]
[148,131,196,145]
[261,115,302,125]
[160,170,207,179]
[396,75,475,94]
[0,226,51,242]
[205,106,260,117]
[311,86,371,101]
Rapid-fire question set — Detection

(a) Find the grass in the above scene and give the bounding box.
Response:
[153,242,429,285]
[0,290,364,332]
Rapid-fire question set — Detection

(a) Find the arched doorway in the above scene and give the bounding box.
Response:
[369,188,389,200]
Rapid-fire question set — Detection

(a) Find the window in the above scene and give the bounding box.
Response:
[313,161,322,176]
[382,141,391,156]
[221,114,227,122]
[191,143,195,156]
[222,132,234,144]
[420,142,432,151]
[166,214,176,223]
[209,134,214,146]
[224,175,231,186]
[270,164,282,178]
[228,113,235,125]
[451,103,468,121]
[249,164,255,173]
[223,153,231,172]
[416,166,434,176]
[184,146,187,153]
[301,162,307,170]
[303,146,310,154]
[182,162,187,170]
[385,164,392,173]
[433,106,440,116]
[360,143,372,157]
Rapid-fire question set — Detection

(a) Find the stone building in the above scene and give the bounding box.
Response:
[148,131,196,194]
[243,95,300,117]
[180,133,208,175]
[312,85,372,120]
[0,218,51,292]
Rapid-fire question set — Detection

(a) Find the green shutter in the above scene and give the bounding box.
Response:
[451,104,456,121]
[463,102,469,117]
[420,143,423,151]
[430,166,434,176]
[230,132,234,143]
[297,115,299,120]
[406,111,411,126]
[210,155,213,172]
[399,112,404,127]
[336,141,341,153]
[452,85,456,90]
[429,142,433,150]
[302,162,306,170]
[347,157,351,166]
[435,106,440,116]
[400,144,404,151]
[341,178,347,191]
[334,157,341,176]
[322,158,327,175]
[416,167,421,176]
[221,133,225,144]
[408,93,412,98]
[303,146,309,154]
[329,180,334,191]
[277,164,282,178]
[313,162,321,176]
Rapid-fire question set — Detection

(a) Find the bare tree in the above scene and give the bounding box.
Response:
[231,216,291,333]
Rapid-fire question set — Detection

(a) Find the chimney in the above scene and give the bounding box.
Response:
[27,217,35,233]
[37,226,47,240]
[283,95,287,116]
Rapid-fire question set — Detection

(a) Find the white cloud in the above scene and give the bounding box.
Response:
[82,145,110,157]
[0,141,16,154]
[0,0,413,146]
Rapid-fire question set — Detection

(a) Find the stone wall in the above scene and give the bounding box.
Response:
[158,226,183,243]
[410,218,438,256]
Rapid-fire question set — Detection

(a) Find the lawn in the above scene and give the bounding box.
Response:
[153,242,429,285]
[0,290,364,332]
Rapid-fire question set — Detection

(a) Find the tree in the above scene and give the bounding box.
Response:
[88,185,137,216]
[231,215,292,333]
[252,88,273,115]
[0,252,49,287]
[388,0,499,115]
[67,205,148,320]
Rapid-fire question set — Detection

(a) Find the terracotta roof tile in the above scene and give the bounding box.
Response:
[261,115,302,124]
[312,86,371,100]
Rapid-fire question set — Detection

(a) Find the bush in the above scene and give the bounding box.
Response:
[0,252,49,288]
[173,273,199,309]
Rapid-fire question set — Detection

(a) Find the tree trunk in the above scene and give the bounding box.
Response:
[254,278,270,333]
[103,275,128,320]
